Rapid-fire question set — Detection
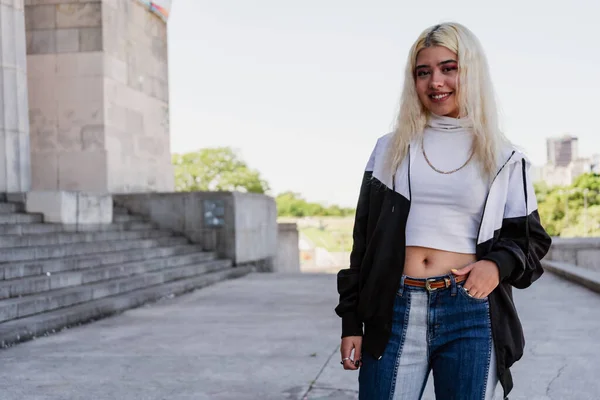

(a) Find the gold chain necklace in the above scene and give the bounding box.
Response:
[421,136,475,175]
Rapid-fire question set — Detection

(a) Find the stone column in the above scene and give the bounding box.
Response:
[0,0,31,192]
[26,0,173,193]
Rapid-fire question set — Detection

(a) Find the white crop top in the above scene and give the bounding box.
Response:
[404,113,489,254]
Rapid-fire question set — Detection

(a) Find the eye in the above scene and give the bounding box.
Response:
[443,66,458,73]
[416,70,430,77]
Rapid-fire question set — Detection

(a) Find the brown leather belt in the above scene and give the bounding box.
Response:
[404,274,467,291]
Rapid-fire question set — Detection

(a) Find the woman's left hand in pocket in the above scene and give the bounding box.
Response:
[451,260,500,299]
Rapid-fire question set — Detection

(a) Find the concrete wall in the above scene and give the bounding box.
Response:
[113,192,278,267]
[274,223,300,273]
[547,237,600,272]
[25,0,173,193]
[233,192,277,265]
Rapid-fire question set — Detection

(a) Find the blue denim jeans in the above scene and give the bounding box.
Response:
[359,274,498,400]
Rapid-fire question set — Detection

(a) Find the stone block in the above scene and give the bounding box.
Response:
[76,192,112,224]
[57,150,107,191]
[233,192,278,264]
[125,108,144,133]
[81,124,104,150]
[30,152,58,190]
[24,190,112,224]
[56,53,103,77]
[105,102,127,130]
[55,28,79,53]
[56,3,100,29]
[25,190,77,223]
[29,107,58,152]
[25,53,56,78]
[79,27,101,51]
[24,4,55,30]
[28,28,55,54]
[56,99,103,151]
[104,55,127,84]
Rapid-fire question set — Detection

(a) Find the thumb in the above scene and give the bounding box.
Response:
[451,264,475,276]
[354,340,362,364]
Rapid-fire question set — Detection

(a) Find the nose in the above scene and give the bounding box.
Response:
[429,71,444,89]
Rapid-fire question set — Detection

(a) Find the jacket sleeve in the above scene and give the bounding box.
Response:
[334,142,378,337]
[482,159,552,289]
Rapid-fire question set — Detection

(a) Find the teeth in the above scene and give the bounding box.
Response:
[432,93,450,100]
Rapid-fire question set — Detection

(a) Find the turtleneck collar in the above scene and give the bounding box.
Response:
[426,112,473,131]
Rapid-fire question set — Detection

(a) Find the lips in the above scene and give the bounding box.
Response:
[429,92,452,103]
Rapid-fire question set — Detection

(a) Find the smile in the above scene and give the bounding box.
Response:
[429,92,452,103]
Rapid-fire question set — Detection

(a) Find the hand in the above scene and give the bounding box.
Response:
[340,336,362,370]
[451,260,500,299]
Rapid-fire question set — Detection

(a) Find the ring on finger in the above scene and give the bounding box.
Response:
[340,357,352,365]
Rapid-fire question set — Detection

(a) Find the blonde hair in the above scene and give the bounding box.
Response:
[385,22,511,181]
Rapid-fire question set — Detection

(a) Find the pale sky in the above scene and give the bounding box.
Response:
[167,0,600,208]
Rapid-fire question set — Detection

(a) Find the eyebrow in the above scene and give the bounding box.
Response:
[415,59,458,69]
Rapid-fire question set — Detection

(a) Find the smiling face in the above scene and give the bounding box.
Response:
[414,46,460,118]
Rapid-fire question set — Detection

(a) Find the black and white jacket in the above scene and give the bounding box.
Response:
[335,133,552,398]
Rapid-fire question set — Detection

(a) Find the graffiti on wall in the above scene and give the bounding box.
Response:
[137,0,171,21]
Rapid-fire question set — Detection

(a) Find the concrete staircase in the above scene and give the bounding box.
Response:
[0,199,252,348]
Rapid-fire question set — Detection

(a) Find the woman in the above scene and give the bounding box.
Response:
[335,22,552,400]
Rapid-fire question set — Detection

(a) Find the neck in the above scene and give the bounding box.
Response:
[426,112,473,130]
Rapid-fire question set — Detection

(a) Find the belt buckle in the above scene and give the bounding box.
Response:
[425,278,438,292]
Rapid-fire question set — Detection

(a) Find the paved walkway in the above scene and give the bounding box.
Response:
[0,271,598,400]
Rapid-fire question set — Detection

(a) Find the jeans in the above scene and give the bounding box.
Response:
[359,273,498,400]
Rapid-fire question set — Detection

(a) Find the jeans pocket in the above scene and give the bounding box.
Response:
[457,284,489,303]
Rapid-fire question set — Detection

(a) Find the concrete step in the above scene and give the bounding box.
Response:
[542,259,600,294]
[0,229,172,249]
[1,244,202,280]
[0,203,23,214]
[0,258,232,323]
[0,213,43,225]
[0,265,253,348]
[0,236,189,263]
[0,221,155,236]
[113,214,145,223]
[0,251,217,300]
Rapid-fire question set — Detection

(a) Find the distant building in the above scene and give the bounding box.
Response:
[537,135,598,186]
[547,135,578,167]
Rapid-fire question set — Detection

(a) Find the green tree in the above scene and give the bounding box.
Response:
[172,147,270,193]
[536,173,600,237]
[275,191,355,217]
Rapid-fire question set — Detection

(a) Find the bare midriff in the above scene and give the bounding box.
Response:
[403,246,477,278]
